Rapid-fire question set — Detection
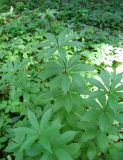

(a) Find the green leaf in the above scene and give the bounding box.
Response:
[47,119,62,132]
[81,109,100,121]
[67,112,80,128]
[40,109,52,130]
[87,144,96,160]
[112,72,122,87]
[116,113,123,124]
[66,143,80,159]
[117,103,123,112]
[67,55,81,70]
[13,127,36,135]
[58,31,66,46]
[64,33,77,42]
[5,142,19,152]
[15,152,23,160]
[61,75,71,93]
[100,70,110,90]
[39,61,62,80]
[49,75,62,90]
[72,64,95,72]
[26,143,42,157]
[99,112,110,132]
[97,132,108,152]
[81,130,96,142]
[88,78,107,91]
[58,131,77,145]
[45,33,57,46]
[64,95,73,113]
[55,148,73,160]
[40,134,52,153]
[96,91,107,108]
[43,48,57,59]
[28,110,40,131]
[40,153,52,160]
[115,84,123,91]
[40,41,53,47]
[58,48,67,65]
[65,33,78,42]
[20,135,37,151]
[65,41,82,47]
[71,73,85,87]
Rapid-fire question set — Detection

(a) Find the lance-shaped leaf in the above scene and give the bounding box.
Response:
[40,134,52,153]
[57,131,78,145]
[40,109,52,130]
[45,33,57,46]
[99,112,111,132]
[96,132,108,152]
[87,143,96,160]
[61,75,71,93]
[72,64,95,72]
[67,55,81,70]
[55,148,73,160]
[58,31,67,46]
[28,109,40,131]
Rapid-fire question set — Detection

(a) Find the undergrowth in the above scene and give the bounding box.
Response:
[0,1,123,160]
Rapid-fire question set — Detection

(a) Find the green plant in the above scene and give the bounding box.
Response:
[16,2,25,12]
[6,109,80,160]
[3,30,123,160]
[0,2,123,159]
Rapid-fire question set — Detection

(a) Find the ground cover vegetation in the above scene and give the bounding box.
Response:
[0,0,123,159]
